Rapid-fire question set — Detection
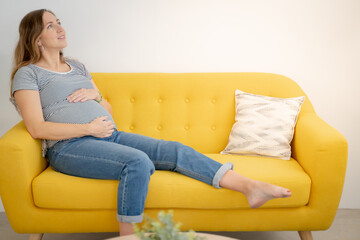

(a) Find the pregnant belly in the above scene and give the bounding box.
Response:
[45,100,116,127]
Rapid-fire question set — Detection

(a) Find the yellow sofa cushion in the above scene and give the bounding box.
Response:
[32,153,310,210]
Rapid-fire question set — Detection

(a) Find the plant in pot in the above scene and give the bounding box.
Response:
[132,210,207,240]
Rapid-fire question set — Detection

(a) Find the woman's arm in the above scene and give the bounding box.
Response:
[66,79,113,116]
[14,90,115,140]
[90,79,113,116]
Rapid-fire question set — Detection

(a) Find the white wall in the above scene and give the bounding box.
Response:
[0,0,359,212]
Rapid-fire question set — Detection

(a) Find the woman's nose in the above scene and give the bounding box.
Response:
[56,24,64,33]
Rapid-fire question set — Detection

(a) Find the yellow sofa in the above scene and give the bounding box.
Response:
[0,72,348,240]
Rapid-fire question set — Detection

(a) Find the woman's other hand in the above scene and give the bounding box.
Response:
[67,88,100,103]
[88,116,115,138]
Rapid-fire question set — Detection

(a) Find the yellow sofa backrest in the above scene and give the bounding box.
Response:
[92,72,315,153]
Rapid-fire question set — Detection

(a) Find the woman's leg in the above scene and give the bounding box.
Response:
[46,135,155,236]
[219,169,291,208]
[112,131,231,188]
[119,222,134,236]
[112,131,291,208]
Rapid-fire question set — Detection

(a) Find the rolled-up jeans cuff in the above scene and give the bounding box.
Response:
[212,162,234,189]
[117,213,143,223]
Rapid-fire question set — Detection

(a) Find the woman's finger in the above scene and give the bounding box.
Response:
[99,116,109,121]
[71,94,86,103]
[73,93,91,102]
[67,89,82,98]
[67,93,81,102]
[68,89,94,102]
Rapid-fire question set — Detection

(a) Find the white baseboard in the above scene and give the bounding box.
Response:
[0,197,4,212]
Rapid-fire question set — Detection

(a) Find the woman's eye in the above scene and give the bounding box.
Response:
[47,24,52,29]
[58,21,61,25]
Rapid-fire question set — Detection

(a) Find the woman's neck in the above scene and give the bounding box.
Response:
[36,49,63,71]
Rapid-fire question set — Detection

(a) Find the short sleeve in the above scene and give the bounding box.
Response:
[10,66,38,114]
[78,61,92,80]
[82,63,92,80]
[66,59,92,80]
[12,66,39,97]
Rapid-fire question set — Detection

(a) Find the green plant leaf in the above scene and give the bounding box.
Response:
[133,210,207,240]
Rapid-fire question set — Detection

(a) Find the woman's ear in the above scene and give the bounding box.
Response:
[37,39,42,47]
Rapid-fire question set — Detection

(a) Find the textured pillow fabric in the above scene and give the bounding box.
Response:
[221,89,305,160]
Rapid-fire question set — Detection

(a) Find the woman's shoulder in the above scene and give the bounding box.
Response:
[65,57,86,70]
[65,57,91,78]
[14,64,37,79]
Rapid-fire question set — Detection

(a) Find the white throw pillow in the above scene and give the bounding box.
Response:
[221,89,305,160]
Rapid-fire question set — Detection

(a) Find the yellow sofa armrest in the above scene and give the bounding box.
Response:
[292,113,348,224]
[0,121,47,223]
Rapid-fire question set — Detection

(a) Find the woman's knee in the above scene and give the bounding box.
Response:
[127,151,155,176]
[169,141,193,154]
[165,140,182,149]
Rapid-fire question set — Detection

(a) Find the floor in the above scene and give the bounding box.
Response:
[1,209,359,240]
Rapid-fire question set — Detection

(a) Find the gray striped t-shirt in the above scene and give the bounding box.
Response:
[10,59,117,157]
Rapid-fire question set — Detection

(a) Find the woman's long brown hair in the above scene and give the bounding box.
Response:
[10,9,65,98]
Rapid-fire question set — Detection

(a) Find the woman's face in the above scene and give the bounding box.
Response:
[38,11,67,51]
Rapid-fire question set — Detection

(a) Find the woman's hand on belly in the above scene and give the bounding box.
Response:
[88,116,115,138]
[67,88,99,103]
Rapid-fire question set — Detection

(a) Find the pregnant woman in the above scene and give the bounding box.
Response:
[10,9,292,236]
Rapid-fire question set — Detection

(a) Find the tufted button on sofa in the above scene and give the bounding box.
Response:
[0,72,348,240]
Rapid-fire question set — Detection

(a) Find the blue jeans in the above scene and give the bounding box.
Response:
[45,129,234,223]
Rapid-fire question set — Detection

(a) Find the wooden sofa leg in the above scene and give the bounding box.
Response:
[298,231,313,240]
[29,233,44,240]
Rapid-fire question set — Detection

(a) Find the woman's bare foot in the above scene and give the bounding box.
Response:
[244,179,292,208]
[219,170,292,208]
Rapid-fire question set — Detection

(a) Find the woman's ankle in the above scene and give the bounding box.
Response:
[219,169,252,194]
[119,222,134,236]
